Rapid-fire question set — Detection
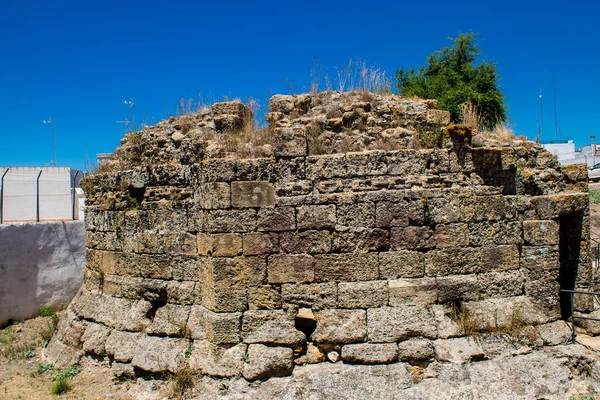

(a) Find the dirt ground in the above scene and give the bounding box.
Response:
[0,315,167,400]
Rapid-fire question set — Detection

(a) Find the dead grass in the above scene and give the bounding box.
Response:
[167,368,196,399]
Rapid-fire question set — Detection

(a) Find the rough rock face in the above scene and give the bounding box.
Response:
[45,91,593,382]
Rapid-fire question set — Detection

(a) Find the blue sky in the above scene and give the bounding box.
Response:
[1,0,599,170]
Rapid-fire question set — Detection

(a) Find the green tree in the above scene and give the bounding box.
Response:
[396,33,506,129]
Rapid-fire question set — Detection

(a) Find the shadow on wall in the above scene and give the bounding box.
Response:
[0,221,85,326]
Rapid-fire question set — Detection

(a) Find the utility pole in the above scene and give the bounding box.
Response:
[591,135,596,166]
[43,119,56,166]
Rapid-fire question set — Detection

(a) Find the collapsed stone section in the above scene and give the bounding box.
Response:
[45,93,592,381]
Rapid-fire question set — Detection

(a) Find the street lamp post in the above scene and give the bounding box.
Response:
[43,119,56,166]
[591,135,597,166]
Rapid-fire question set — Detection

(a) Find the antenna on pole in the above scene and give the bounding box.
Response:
[42,119,56,166]
[539,89,544,139]
[553,73,559,141]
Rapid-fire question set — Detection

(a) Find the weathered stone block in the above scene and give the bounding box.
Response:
[131,336,187,373]
[468,221,522,247]
[521,245,560,270]
[73,291,152,332]
[203,308,241,345]
[306,154,346,180]
[243,232,278,255]
[337,201,375,228]
[314,253,379,282]
[375,201,409,228]
[248,285,282,310]
[397,338,434,361]
[243,344,294,380]
[166,280,197,305]
[105,331,143,362]
[367,306,437,342]
[268,254,315,284]
[312,309,367,344]
[379,251,425,279]
[146,305,190,337]
[281,283,337,310]
[388,278,437,306]
[338,281,388,308]
[341,343,398,364]
[345,151,388,176]
[436,274,480,303]
[189,340,247,377]
[433,337,485,364]
[231,181,275,208]
[391,226,435,250]
[203,209,256,233]
[297,204,336,230]
[425,246,519,276]
[279,230,331,254]
[81,322,111,355]
[274,126,307,158]
[257,206,296,231]
[197,182,231,209]
[197,233,243,257]
[435,223,469,248]
[331,229,389,253]
[242,310,305,346]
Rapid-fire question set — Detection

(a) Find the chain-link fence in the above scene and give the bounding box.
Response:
[0,167,84,223]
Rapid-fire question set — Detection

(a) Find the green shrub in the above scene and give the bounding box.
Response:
[589,189,600,204]
[39,306,56,317]
[50,377,71,395]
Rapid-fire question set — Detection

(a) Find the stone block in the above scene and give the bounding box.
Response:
[73,291,152,332]
[146,305,191,337]
[203,309,241,345]
[131,336,187,373]
[391,226,436,250]
[112,362,135,379]
[521,246,560,270]
[337,201,375,228]
[257,206,296,231]
[231,181,275,208]
[435,223,469,248]
[81,322,111,355]
[248,285,282,310]
[535,321,572,346]
[375,201,409,228]
[187,305,207,340]
[435,274,480,303]
[243,344,294,380]
[197,182,231,209]
[397,338,434,361]
[433,337,485,364]
[341,343,398,364]
[105,331,143,362]
[306,154,346,179]
[338,281,388,308]
[477,270,524,298]
[189,340,247,377]
[297,204,336,230]
[197,233,243,257]
[425,246,519,277]
[279,230,331,254]
[345,151,388,177]
[379,251,425,279]
[314,253,379,282]
[274,125,307,158]
[312,309,367,344]
[203,209,256,233]
[243,232,279,255]
[367,306,437,343]
[242,310,305,346]
[294,342,326,365]
[166,280,197,305]
[388,278,437,306]
[268,254,315,284]
[281,283,337,310]
[331,229,389,253]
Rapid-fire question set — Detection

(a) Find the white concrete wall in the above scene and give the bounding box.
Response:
[0,167,78,222]
[0,221,85,326]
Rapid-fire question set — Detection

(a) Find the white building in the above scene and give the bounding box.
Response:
[0,167,85,223]
[541,140,597,166]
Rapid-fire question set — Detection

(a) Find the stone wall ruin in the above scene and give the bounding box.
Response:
[45,92,592,381]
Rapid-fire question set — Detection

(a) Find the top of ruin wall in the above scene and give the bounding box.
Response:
[99,91,564,172]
